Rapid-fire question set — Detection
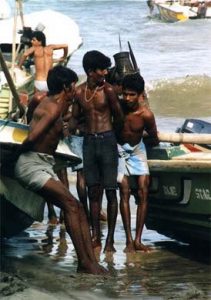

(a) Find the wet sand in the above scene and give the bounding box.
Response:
[1,182,211,299]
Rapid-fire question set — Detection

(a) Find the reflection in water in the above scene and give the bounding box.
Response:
[41,225,68,258]
[1,198,211,299]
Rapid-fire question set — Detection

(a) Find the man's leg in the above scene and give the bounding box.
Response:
[57,167,69,223]
[39,178,107,274]
[119,176,135,253]
[46,167,69,224]
[46,201,58,225]
[104,189,118,253]
[76,169,89,221]
[134,175,151,252]
[88,184,103,249]
[99,191,107,222]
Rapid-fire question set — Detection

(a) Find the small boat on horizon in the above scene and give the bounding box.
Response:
[149,0,211,22]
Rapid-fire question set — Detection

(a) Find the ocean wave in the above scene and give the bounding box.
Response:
[147,75,211,117]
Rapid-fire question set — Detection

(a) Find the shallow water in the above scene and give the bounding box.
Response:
[1,185,211,299]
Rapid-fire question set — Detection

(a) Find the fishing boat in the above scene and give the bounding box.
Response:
[0,2,82,120]
[152,0,211,22]
[0,1,83,239]
[144,119,211,246]
[0,119,81,238]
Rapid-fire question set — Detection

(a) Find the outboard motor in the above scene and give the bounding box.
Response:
[178,119,211,134]
[113,51,135,77]
[177,119,211,149]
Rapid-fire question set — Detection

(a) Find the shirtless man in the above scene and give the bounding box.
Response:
[67,110,107,223]
[20,30,69,223]
[26,91,69,225]
[14,65,107,275]
[18,31,68,92]
[71,50,124,252]
[116,73,159,253]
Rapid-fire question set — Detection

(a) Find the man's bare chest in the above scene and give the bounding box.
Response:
[124,113,144,132]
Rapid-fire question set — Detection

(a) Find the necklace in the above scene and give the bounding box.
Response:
[84,84,101,103]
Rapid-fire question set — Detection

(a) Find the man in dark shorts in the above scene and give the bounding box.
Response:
[71,50,124,252]
[14,65,107,275]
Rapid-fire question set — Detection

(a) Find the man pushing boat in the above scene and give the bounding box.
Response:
[13,65,107,275]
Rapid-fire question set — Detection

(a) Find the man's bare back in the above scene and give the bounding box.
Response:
[18,31,68,81]
[29,96,64,154]
[32,46,55,80]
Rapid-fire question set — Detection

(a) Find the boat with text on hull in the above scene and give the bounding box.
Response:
[130,119,211,246]
[146,119,211,246]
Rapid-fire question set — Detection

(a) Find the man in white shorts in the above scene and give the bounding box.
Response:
[115,73,159,253]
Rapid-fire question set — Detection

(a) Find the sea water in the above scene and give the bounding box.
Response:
[2,1,211,299]
[22,0,211,129]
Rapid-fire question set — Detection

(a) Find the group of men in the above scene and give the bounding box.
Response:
[13,31,159,274]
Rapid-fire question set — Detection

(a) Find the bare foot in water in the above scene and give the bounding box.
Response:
[48,216,59,225]
[103,242,116,253]
[92,238,102,250]
[134,241,151,252]
[77,262,108,275]
[123,242,136,253]
[100,210,107,222]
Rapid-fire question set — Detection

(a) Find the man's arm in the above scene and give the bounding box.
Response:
[18,47,34,69]
[105,84,124,130]
[22,105,59,151]
[68,99,81,134]
[143,110,159,146]
[51,44,68,62]
[26,92,47,124]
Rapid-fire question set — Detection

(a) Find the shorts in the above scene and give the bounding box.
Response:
[66,135,84,171]
[83,131,118,189]
[34,80,49,92]
[14,151,59,191]
[117,141,149,183]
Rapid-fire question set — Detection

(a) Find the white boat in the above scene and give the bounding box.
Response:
[0,119,81,163]
[0,5,82,119]
[152,0,211,22]
[0,2,82,238]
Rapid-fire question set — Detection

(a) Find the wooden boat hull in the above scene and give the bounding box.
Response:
[1,176,43,238]
[0,119,81,164]
[155,2,211,22]
[0,119,81,238]
[156,3,188,22]
[145,144,211,245]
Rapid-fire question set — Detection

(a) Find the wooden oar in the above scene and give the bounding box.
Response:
[0,50,25,117]
[157,132,211,145]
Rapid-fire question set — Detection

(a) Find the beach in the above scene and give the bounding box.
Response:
[1,0,211,299]
[1,180,211,300]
